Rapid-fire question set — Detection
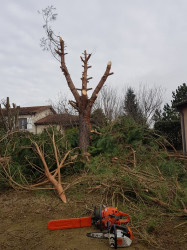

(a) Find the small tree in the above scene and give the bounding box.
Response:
[40,6,113,151]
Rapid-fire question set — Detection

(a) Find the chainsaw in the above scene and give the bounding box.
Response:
[48,205,133,248]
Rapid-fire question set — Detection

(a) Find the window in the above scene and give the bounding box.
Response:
[18,118,27,130]
[27,118,32,129]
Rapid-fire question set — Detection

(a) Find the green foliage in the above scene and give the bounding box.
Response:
[112,116,149,147]
[162,103,179,121]
[0,112,186,225]
[123,87,145,124]
[154,83,187,123]
[65,127,79,147]
[85,116,187,216]
[91,108,106,128]
[86,155,113,176]
[172,83,187,106]
[0,127,80,188]
[34,189,50,197]
[153,83,187,149]
[89,133,119,155]
[146,218,161,233]
[1,113,186,249]
[156,83,187,122]
[154,120,182,149]
[158,158,184,178]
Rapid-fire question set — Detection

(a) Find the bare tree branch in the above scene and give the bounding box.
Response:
[94,86,123,122]
[87,62,113,112]
[137,84,164,126]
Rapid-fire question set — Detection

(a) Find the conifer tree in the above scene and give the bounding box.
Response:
[124,88,144,124]
[171,83,187,106]
[155,83,187,122]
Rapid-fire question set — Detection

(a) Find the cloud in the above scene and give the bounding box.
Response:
[1,0,187,107]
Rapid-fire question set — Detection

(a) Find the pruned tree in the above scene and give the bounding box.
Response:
[40,6,113,151]
[0,97,20,132]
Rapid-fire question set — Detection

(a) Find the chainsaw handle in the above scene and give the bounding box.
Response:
[118,212,130,223]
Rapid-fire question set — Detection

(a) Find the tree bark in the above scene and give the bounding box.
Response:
[79,112,90,152]
[31,138,68,203]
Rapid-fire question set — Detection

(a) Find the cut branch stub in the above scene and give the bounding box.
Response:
[87,61,113,111]
[69,100,79,111]
[82,89,87,96]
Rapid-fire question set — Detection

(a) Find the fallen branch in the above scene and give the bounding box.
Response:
[174,221,187,229]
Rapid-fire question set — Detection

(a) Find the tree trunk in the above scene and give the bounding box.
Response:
[48,174,67,203]
[79,112,90,152]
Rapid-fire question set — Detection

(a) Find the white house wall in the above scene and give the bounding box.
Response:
[35,124,63,134]
[18,108,54,134]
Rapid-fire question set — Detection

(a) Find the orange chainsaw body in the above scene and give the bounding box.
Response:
[98,206,130,229]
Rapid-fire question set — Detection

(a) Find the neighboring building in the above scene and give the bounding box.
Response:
[1,105,79,134]
[175,100,187,155]
[35,113,79,134]
[18,106,56,134]
[16,105,78,134]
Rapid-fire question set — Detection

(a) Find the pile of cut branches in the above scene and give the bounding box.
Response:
[0,128,81,203]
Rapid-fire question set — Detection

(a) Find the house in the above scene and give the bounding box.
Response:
[17,106,56,133]
[175,100,187,155]
[17,105,78,134]
[35,113,79,134]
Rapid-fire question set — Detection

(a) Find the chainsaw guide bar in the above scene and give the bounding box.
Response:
[87,232,109,239]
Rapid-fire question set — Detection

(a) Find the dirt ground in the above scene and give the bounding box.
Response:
[0,190,186,250]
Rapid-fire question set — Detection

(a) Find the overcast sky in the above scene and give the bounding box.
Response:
[1,0,187,107]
